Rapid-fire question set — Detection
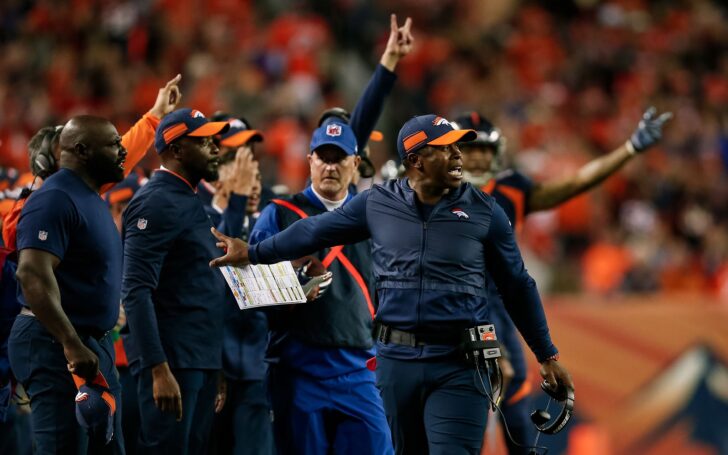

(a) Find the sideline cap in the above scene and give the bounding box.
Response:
[396,114,477,160]
[155,108,229,153]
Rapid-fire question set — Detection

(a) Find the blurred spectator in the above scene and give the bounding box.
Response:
[1,0,727,296]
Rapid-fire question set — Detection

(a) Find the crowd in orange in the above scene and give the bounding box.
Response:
[1,0,727,296]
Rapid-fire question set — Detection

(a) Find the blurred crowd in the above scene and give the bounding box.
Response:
[1,0,727,297]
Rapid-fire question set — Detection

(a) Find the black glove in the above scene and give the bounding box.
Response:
[628,107,673,153]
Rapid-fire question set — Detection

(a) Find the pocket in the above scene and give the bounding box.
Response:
[7,319,33,383]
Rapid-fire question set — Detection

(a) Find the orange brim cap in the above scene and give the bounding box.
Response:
[369,130,384,142]
[220,130,264,147]
[188,121,230,138]
[427,129,477,147]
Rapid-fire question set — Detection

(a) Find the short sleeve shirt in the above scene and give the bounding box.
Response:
[16,169,122,332]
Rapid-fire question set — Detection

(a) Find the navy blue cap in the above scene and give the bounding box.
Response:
[453,112,502,145]
[154,108,230,153]
[310,121,358,156]
[219,118,263,148]
[396,114,477,160]
[74,373,116,444]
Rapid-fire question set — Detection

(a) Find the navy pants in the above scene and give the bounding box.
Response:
[270,365,393,455]
[496,313,536,454]
[136,367,217,455]
[118,366,140,454]
[211,379,273,455]
[8,315,125,454]
[375,355,490,455]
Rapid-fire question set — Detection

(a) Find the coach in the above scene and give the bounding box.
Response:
[121,108,229,454]
[210,114,574,455]
[9,115,128,453]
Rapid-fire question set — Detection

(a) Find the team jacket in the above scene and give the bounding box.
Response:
[252,187,374,349]
[121,169,227,371]
[249,178,557,362]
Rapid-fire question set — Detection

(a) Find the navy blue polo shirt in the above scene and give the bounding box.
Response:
[16,168,122,333]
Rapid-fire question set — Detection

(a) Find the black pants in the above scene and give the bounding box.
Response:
[375,355,490,455]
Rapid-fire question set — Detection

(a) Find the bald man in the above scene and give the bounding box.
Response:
[8,116,129,454]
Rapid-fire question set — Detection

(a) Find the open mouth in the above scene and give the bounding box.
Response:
[116,159,126,170]
[448,166,463,179]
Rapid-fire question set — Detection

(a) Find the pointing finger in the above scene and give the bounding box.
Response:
[656,111,673,124]
[390,14,398,34]
[165,74,182,89]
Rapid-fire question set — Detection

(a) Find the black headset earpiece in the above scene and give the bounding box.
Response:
[34,125,63,178]
[530,380,574,435]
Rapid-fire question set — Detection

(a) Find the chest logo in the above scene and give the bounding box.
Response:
[137,218,148,230]
[38,230,48,241]
[451,208,469,219]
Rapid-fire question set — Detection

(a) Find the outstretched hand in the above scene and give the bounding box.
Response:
[628,106,673,153]
[149,74,183,119]
[209,227,251,267]
[380,14,414,72]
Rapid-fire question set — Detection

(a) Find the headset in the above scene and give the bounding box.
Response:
[32,125,64,179]
[530,380,575,435]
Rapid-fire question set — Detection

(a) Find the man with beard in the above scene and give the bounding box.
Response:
[8,115,128,453]
[121,108,229,454]
[210,114,574,455]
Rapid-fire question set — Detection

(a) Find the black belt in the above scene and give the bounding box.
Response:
[376,324,462,347]
[20,307,109,341]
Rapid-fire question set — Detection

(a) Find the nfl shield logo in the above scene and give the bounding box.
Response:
[38,230,48,241]
[326,124,342,137]
[137,218,148,230]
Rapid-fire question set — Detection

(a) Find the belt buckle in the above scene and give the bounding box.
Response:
[378,325,391,344]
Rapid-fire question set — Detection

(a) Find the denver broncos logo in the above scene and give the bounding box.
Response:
[75,391,89,402]
[432,116,451,127]
[190,109,205,119]
[228,119,247,129]
[451,208,469,219]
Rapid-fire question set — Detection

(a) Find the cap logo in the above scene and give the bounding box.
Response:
[190,109,205,119]
[451,208,469,219]
[137,218,148,230]
[228,119,247,129]
[38,230,48,241]
[326,124,342,137]
[432,116,451,127]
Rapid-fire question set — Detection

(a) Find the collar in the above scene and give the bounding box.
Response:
[156,166,196,192]
[303,185,353,211]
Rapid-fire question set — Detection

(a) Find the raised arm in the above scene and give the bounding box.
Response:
[210,190,371,267]
[100,74,182,194]
[528,107,672,212]
[483,202,573,390]
[348,14,413,150]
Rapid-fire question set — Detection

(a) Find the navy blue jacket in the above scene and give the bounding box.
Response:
[249,179,558,362]
[121,170,227,371]
[205,194,270,382]
[349,64,397,151]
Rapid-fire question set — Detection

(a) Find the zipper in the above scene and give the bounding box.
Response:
[417,221,427,328]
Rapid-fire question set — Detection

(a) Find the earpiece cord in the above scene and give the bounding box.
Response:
[474,364,548,455]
